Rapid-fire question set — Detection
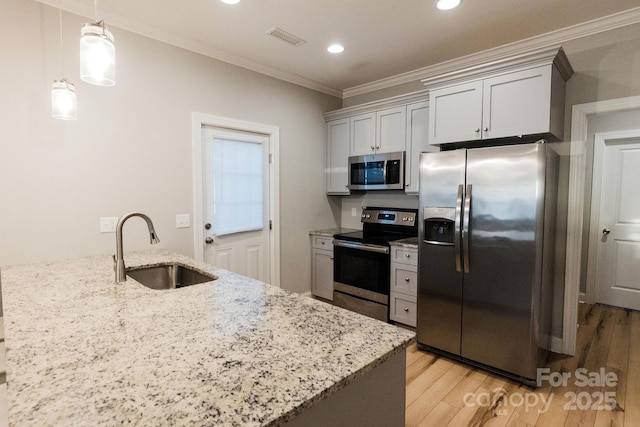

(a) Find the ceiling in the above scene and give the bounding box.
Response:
[39,0,640,97]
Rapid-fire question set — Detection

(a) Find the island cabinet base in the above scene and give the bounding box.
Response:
[285,349,406,427]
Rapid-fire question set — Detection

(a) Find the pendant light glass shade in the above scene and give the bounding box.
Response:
[80,21,115,86]
[51,80,77,120]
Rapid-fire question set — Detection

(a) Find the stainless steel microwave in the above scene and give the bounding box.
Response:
[348,151,405,190]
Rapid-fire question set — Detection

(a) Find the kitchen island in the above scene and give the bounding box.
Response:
[0,250,414,426]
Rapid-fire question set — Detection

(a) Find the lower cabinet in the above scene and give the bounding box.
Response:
[389,245,418,327]
[311,235,334,300]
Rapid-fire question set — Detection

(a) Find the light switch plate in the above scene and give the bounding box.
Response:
[176,214,190,228]
[100,216,118,233]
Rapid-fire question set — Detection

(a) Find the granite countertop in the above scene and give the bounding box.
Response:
[308,228,358,237]
[0,250,414,426]
[390,237,418,248]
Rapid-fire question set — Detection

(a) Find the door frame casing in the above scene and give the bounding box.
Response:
[565,95,640,355]
[587,130,640,308]
[191,112,281,287]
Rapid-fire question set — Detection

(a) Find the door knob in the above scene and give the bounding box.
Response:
[205,237,214,244]
[602,228,611,235]
[204,223,212,230]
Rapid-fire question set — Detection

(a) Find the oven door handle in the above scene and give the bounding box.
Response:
[332,239,390,254]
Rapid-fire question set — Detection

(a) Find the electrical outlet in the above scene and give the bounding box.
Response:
[351,208,357,217]
[176,214,190,228]
[100,216,118,233]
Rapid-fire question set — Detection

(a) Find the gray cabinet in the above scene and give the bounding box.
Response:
[311,235,334,300]
[389,245,418,327]
[425,47,573,146]
[326,118,350,195]
[324,91,430,195]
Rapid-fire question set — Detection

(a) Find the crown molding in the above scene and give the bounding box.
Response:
[420,46,573,89]
[343,7,640,99]
[323,89,429,121]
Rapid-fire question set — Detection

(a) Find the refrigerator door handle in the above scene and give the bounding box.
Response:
[463,184,472,273]
[454,184,463,272]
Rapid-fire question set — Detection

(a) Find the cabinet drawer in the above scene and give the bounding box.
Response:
[389,293,417,327]
[390,246,417,265]
[391,268,417,296]
[312,236,333,250]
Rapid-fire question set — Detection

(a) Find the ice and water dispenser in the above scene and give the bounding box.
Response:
[423,207,456,245]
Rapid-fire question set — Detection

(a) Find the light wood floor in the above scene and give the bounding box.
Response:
[405,303,639,427]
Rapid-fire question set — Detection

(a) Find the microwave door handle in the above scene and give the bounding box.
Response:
[383,159,387,184]
[463,184,471,273]
[454,184,463,273]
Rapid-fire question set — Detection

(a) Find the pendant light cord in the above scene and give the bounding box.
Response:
[58,3,65,79]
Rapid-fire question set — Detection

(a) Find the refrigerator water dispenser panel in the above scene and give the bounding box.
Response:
[423,207,456,245]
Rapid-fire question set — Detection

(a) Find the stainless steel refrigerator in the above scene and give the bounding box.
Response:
[417,142,558,386]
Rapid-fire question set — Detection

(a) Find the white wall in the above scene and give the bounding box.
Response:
[0,0,342,294]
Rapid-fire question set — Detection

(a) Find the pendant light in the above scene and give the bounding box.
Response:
[52,6,77,120]
[80,0,115,86]
[52,80,77,120]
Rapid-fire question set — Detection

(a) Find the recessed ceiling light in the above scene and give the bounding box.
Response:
[436,0,461,10]
[220,0,240,4]
[327,44,345,54]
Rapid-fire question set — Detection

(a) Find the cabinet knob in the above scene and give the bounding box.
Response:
[474,128,480,133]
[375,146,380,149]
[321,241,325,245]
[405,254,411,258]
[483,127,489,132]
[404,308,409,312]
[405,277,410,282]
[370,145,375,150]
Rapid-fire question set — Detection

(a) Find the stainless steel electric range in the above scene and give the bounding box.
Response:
[333,207,418,321]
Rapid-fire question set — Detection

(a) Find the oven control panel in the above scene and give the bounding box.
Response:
[361,208,416,226]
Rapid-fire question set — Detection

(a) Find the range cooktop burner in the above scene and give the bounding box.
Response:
[333,207,418,245]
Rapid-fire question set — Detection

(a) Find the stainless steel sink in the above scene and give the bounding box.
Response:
[126,263,217,290]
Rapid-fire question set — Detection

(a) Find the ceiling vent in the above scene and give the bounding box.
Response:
[266,27,306,47]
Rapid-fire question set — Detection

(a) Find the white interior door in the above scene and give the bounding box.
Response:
[592,132,640,310]
[202,126,270,282]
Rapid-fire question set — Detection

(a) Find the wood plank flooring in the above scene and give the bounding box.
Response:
[405,303,639,427]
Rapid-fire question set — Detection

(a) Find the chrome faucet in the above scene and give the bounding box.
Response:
[114,212,160,283]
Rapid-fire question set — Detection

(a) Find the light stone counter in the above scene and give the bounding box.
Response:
[0,250,414,426]
[390,237,419,248]
[308,228,358,237]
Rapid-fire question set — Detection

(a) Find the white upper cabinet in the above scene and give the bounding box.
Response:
[326,118,350,195]
[429,81,483,144]
[376,106,407,154]
[349,113,376,156]
[350,107,407,156]
[405,102,436,194]
[425,47,573,146]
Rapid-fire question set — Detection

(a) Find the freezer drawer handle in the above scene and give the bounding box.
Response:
[463,184,472,273]
[454,184,463,272]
